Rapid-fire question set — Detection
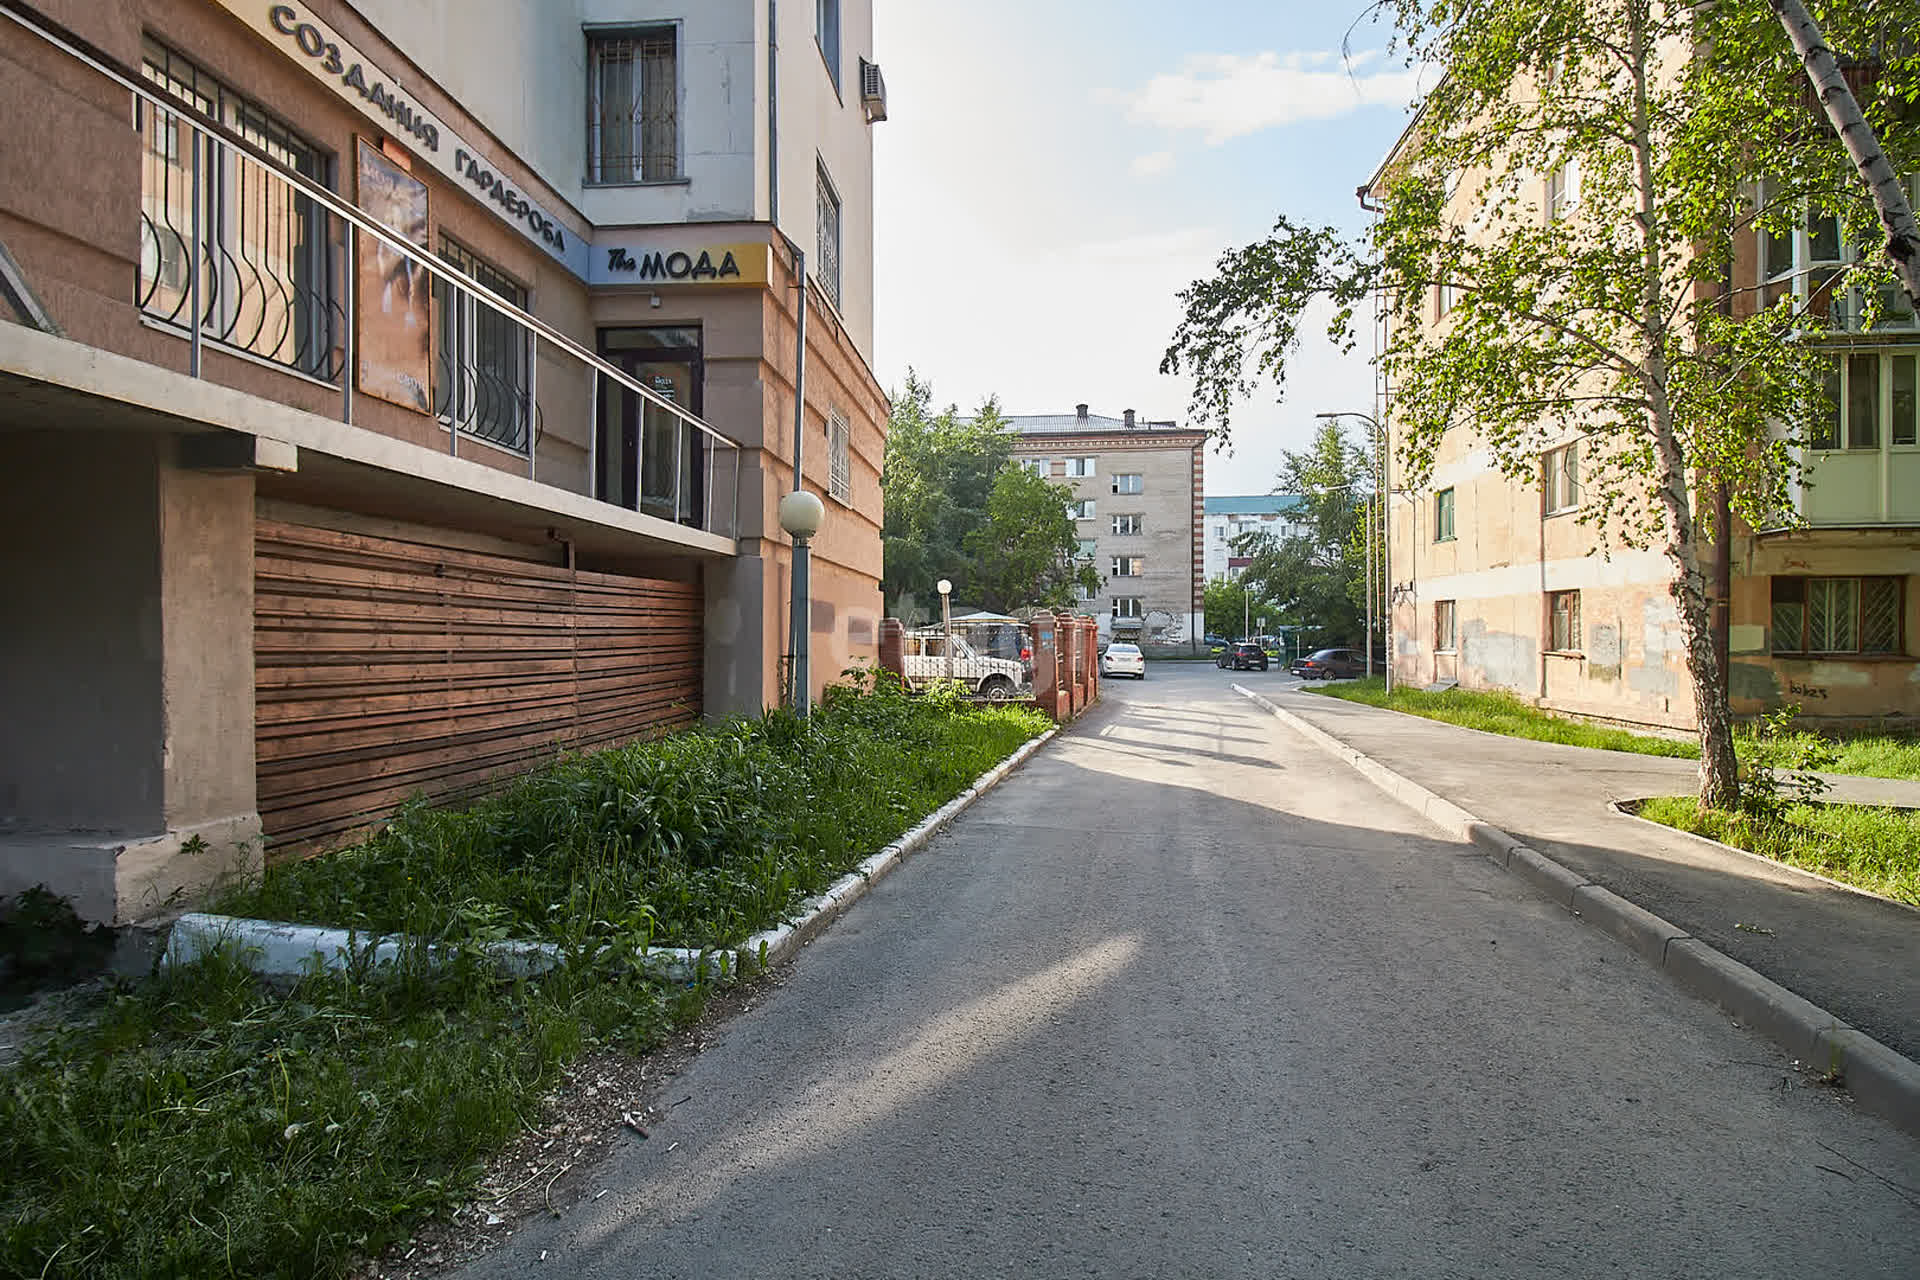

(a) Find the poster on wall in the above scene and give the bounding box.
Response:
[355,138,431,413]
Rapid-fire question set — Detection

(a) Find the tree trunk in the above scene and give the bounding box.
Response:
[1628,0,1741,810]
[1769,0,1920,306]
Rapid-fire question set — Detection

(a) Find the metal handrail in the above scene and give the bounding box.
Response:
[3,2,745,501]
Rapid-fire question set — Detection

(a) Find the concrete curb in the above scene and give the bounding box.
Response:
[163,728,1060,990]
[735,727,1058,975]
[1232,683,1920,1140]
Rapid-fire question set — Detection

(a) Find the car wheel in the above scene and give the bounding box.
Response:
[979,675,1015,702]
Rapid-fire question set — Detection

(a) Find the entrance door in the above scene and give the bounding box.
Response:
[596,326,705,525]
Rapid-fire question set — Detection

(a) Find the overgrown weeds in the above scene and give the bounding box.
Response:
[1637,796,1920,907]
[223,676,1048,951]
[1309,678,1920,780]
[2,681,1048,1279]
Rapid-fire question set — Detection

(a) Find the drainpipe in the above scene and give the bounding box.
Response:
[767,0,778,226]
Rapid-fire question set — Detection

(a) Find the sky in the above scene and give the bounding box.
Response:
[871,0,1428,498]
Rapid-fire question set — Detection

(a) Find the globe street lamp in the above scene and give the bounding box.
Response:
[779,489,826,713]
[936,578,954,682]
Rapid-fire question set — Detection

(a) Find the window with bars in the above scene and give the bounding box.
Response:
[1111,556,1144,577]
[434,239,531,452]
[1111,473,1143,495]
[1111,514,1142,536]
[827,409,852,503]
[137,39,336,380]
[1771,576,1903,655]
[1435,599,1457,652]
[1434,487,1457,541]
[1548,589,1582,652]
[587,29,678,184]
[816,162,842,310]
[1542,443,1580,514]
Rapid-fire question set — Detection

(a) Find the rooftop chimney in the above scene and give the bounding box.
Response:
[1075,403,1089,420]
[1123,409,1136,428]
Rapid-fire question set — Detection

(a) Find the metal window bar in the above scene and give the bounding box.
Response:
[588,32,678,183]
[137,41,339,383]
[815,166,841,310]
[7,4,742,539]
[435,240,533,453]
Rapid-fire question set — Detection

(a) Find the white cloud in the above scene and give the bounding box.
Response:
[1109,50,1422,145]
[1129,149,1175,179]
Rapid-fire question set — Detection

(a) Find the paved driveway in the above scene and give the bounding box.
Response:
[455,665,1920,1279]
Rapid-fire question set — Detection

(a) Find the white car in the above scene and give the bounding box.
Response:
[1101,642,1146,679]
[902,632,1027,700]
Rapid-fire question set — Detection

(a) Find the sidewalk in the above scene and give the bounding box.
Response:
[1254,687,1920,1069]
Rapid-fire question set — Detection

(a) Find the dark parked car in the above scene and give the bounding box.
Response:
[1291,648,1369,680]
[1223,641,1270,672]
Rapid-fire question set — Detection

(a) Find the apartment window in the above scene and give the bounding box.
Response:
[1111,556,1144,577]
[1542,443,1580,514]
[828,409,852,503]
[1070,499,1096,520]
[1021,457,1049,476]
[1548,590,1582,652]
[1112,597,1143,619]
[137,40,335,380]
[1111,514,1142,536]
[815,0,840,91]
[1437,280,1457,318]
[587,28,678,183]
[1075,538,1098,559]
[1759,176,1919,331]
[1434,487,1457,542]
[816,162,842,310]
[1066,456,1098,477]
[1435,599,1457,652]
[1771,576,1902,655]
[1813,351,1918,450]
[434,239,532,452]
[1112,473,1143,495]
[1547,157,1580,219]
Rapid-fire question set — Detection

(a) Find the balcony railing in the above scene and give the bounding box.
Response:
[7,5,742,540]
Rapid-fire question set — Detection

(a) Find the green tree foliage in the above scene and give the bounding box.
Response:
[1204,576,1283,641]
[966,464,1104,613]
[881,371,1012,620]
[1161,0,1919,808]
[882,371,1100,619]
[1232,420,1371,646]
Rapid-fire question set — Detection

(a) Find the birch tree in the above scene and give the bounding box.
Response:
[1162,0,1919,810]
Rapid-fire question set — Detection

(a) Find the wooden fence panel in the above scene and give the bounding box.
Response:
[255,517,702,854]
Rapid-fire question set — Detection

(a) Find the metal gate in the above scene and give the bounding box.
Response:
[254,514,701,853]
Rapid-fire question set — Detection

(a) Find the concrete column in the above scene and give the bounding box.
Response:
[878,618,905,681]
[703,549,773,718]
[0,432,260,923]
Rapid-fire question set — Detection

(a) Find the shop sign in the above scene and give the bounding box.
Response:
[591,238,770,288]
[213,1,590,278]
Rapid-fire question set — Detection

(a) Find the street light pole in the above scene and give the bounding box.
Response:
[937,578,954,682]
[778,490,826,713]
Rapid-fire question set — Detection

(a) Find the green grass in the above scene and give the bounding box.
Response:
[2,684,1049,1279]
[222,685,1050,951]
[1308,678,1920,779]
[1638,797,1920,907]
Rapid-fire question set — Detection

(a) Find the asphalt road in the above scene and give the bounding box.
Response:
[455,663,1920,1278]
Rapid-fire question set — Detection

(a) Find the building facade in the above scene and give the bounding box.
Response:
[1204,495,1308,582]
[1002,406,1205,647]
[0,0,889,921]
[1367,89,1917,730]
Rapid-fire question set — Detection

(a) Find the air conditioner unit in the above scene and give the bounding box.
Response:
[860,58,887,123]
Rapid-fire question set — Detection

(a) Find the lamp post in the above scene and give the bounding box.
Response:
[1316,410,1390,692]
[779,489,826,713]
[936,578,954,681]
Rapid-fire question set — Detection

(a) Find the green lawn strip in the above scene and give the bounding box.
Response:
[1307,679,1920,779]
[1637,797,1920,907]
[2,688,1049,1279]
